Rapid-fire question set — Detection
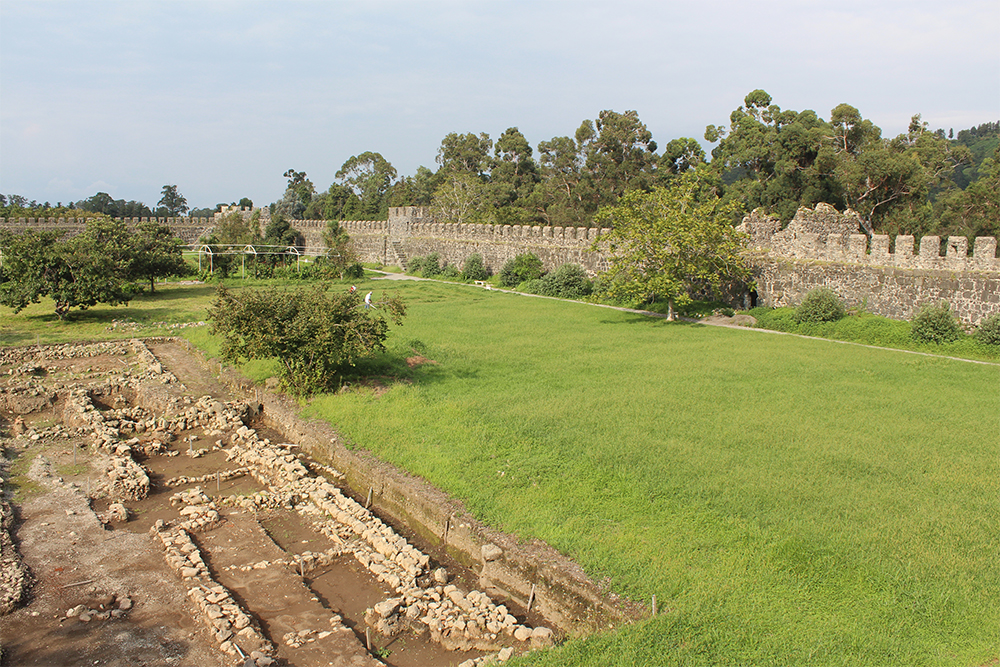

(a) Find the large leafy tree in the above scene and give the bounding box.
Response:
[430,173,491,225]
[0,218,138,318]
[489,127,540,224]
[939,147,1000,238]
[276,169,316,219]
[593,171,751,320]
[832,112,972,235]
[208,284,405,394]
[536,134,591,226]
[436,132,493,177]
[585,109,658,199]
[127,220,189,292]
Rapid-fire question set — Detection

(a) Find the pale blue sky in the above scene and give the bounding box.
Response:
[1,0,998,210]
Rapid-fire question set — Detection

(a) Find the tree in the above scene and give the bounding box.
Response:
[127,220,189,292]
[436,132,493,177]
[208,284,405,394]
[336,152,398,220]
[593,171,751,320]
[430,173,491,225]
[939,147,1000,237]
[157,185,189,217]
[659,138,706,179]
[321,219,358,277]
[535,131,595,226]
[0,218,137,318]
[706,90,841,223]
[276,169,316,219]
[585,109,658,198]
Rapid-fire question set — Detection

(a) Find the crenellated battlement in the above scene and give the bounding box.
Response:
[737,205,1000,272]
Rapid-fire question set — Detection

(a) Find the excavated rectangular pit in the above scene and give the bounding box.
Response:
[2,339,613,667]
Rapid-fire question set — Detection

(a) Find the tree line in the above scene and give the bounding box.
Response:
[3,91,997,239]
[271,92,997,240]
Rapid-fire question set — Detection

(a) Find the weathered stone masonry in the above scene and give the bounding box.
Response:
[3,203,998,325]
[735,205,1000,325]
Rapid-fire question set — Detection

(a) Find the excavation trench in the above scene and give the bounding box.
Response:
[0,338,637,667]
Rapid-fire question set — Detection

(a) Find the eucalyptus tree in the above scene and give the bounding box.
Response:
[335,152,398,220]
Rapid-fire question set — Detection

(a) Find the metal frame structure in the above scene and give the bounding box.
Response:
[189,244,335,276]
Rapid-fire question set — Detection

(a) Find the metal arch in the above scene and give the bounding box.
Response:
[285,245,302,272]
[197,244,214,273]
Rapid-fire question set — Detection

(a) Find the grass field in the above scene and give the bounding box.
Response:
[3,279,998,666]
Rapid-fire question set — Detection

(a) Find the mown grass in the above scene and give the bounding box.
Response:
[3,279,998,666]
[747,306,1000,362]
[302,282,999,666]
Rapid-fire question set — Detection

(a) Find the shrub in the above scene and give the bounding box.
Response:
[539,263,592,299]
[461,253,491,281]
[421,253,442,277]
[405,256,425,276]
[499,253,543,287]
[975,313,1000,346]
[520,278,548,295]
[911,301,963,344]
[208,284,405,395]
[439,265,461,279]
[796,288,846,323]
[343,263,365,280]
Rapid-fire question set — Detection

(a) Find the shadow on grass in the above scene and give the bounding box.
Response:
[131,284,218,302]
[598,314,694,327]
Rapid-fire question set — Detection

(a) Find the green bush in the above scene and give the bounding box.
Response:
[405,256,425,276]
[421,253,442,277]
[343,263,365,280]
[461,253,491,281]
[520,278,547,295]
[439,265,461,279]
[499,253,543,287]
[796,288,846,323]
[911,301,964,344]
[975,313,1000,346]
[539,263,592,299]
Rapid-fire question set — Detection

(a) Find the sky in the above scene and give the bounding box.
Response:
[1,0,998,211]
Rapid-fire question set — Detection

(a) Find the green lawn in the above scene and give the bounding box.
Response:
[3,280,997,666]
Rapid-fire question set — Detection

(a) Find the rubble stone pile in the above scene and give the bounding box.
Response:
[0,495,30,615]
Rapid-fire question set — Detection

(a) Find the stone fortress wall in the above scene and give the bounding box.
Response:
[736,204,1000,325]
[3,203,998,325]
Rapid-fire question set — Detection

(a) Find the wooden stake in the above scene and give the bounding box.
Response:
[526,583,536,614]
[365,628,371,651]
[652,594,657,616]
[365,487,373,508]
[216,471,221,492]
[299,560,304,578]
